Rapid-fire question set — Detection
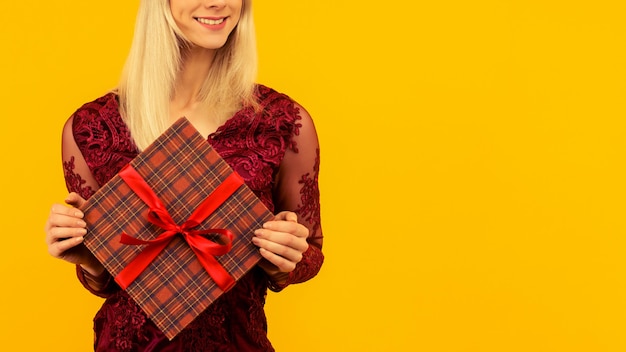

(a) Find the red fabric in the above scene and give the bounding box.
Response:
[63,85,323,351]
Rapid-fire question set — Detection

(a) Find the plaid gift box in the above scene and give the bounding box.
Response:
[81,117,274,340]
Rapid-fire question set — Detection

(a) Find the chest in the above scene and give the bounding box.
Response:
[169,106,220,139]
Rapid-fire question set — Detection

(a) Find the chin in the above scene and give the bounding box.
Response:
[191,39,229,51]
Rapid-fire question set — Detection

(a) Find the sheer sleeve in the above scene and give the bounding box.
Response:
[269,103,324,291]
[62,115,119,298]
[62,115,99,200]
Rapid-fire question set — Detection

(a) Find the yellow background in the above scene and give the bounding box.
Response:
[1,0,625,351]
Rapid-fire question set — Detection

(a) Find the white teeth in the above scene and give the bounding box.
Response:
[196,18,225,25]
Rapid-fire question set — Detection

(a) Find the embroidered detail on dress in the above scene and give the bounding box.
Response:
[295,148,321,235]
[208,86,303,214]
[71,93,137,187]
[94,293,149,352]
[247,289,271,349]
[63,156,95,199]
[178,300,231,350]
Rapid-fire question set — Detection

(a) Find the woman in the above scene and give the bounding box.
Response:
[44,0,324,350]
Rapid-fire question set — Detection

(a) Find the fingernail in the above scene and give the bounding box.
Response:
[77,220,87,227]
[75,237,84,243]
[254,229,262,236]
[79,228,87,235]
[75,211,84,218]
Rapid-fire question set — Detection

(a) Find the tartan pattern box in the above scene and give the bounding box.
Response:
[81,117,274,340]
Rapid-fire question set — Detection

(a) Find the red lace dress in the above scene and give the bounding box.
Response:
[61,85,324,351]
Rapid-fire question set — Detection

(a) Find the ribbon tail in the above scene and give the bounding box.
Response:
[190,246,236,292]
[115,240,171,290]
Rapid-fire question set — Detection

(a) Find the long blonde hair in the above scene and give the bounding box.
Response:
[118,0,258,150]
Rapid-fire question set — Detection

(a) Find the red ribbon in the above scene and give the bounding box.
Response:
[114,164,243,292]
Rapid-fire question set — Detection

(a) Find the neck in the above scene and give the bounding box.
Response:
[173,46,217,109]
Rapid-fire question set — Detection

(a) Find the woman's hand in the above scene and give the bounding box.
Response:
[44,192,103,275]
[252,211,309,279]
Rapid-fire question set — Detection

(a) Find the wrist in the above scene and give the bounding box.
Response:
[258,259,289,284]
[80,257,105,277]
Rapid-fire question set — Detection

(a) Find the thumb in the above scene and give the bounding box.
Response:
[65,192,87,209]
[274,211,298,223]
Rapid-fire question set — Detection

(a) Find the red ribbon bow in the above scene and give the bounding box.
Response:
[114,164,243,292]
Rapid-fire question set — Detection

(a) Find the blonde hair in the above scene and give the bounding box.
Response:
[118,0,258,150]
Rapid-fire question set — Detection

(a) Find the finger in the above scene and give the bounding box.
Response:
[261,221,309,239]
[47,225,87,244]
[48,236,84,258]
[51,203,84,219]
[273,211,298,223]
[47,211,87,231]
[253,229,309,254]
[254,228,309,251]
[259,248,296,273]
[65,192,87,209]
[45,206,87,243]
[252,236,304,264]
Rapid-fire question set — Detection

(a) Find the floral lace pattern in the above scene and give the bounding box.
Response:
[64,85,324,351]
[296,147,322,235]
[70,94,138,188]
[93,294,149,352]
[63,156,95,200]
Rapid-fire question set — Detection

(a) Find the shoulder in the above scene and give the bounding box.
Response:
[67,92,120,129]
[255,84,292,106]
[63,91,134,155]
[253,84,317,152]
[254,84,313,127]
[64,92,127,141]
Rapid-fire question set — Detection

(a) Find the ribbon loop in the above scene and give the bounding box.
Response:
[114,165,244,292]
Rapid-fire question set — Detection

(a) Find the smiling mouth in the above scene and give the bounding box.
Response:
[195,17,226,25]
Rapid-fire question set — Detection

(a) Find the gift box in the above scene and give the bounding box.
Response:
[81,117,274,340]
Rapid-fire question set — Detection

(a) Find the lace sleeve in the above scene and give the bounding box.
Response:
[269,103,324,291]
[62,115,118,298]
[62,115,99,199]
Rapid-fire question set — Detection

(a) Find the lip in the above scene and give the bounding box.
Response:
[194,16,228,30]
